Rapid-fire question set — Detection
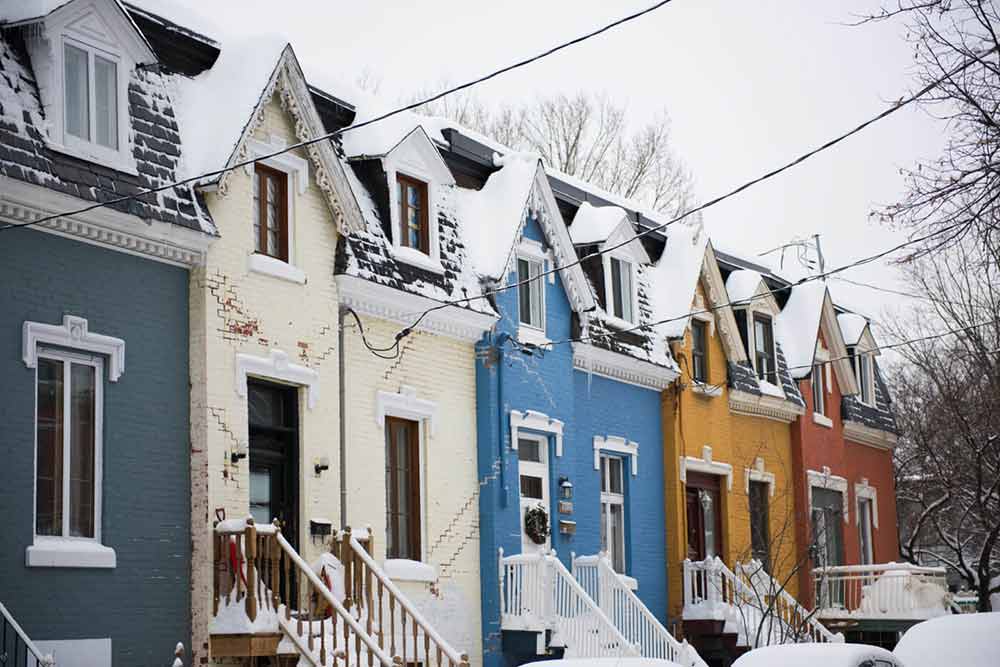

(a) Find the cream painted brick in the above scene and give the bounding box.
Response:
[343,313,483,667]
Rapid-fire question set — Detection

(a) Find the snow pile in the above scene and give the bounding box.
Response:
[312,552,347,603]
[568,202,629,245]
[1,0,73,24]
[383,559,437,583]
[775,282,827,379]
[124,0,222,44]
[523,658,684,667]
[857,568,950,619]
[455,152,540,279]
[725,270,764,306]
[646,225,707,339]
[836,312,868,347]
[893,612,1000,667]
[733,642,897,667]
[172,34,289,180]
[209,596,280,635]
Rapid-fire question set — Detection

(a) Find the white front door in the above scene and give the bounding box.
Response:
[518,435,550,553]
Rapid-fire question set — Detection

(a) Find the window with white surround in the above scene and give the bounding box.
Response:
[517,255,545,330]
[63,38,119,152]
[608,256,635,323]
[855,352,875,406]
[600,454,627,573]
[858,497,874,565]
[812,363,826,416]
[753,314,776,384]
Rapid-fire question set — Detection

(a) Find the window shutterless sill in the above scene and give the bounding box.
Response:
[602,313,638,331]
[248,253,306,284]
[517,325,551,348]
[48,141,139,177]
[691,382,722,398]
[26,539,117,568]
[391,245,446,275]
[813,412,834,428]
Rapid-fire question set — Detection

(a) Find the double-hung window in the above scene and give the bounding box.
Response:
[253,164,289,262]
[748,480,771,571]
[753,314,776,384]
[856,353,874,405]
[517,256,544,330]
[64,40,119,151]
[35,350,102,541]
[691,319,709,383]
[397,174,430,254]
[600,454,626,573]
[609,257,634,323]
[812,364,826,416]
[858,497,874,565]
[385,417,421,560]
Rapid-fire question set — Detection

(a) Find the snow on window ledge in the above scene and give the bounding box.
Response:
[26,537,116,568]
[391,245,446,275]
[248,253,306,284]
[691,382,722,398]
[757,379,786,399]
[813,412,833,428]
[517,325,551,349]
[383,559,437,583]
[602,313,638,332]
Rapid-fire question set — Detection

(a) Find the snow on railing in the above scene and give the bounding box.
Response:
[812,562,950,620]
[683,558,841,648]
[500,549,638,658]
[573,554,703,667]
[0,601,55,666]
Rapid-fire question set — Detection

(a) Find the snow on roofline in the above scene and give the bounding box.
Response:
[569,202,629,245]
[123,0,221,47]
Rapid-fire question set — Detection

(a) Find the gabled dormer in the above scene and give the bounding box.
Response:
[7,0,156,172]
[569,203,650,328]
[838,312,878,407]
[725,270,785,394]
[838,312,898,447]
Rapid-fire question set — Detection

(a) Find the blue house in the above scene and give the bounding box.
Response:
[0,1,213,664]
[445,139,692,667]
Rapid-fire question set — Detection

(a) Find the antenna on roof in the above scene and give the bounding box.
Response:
[759,234,825,278]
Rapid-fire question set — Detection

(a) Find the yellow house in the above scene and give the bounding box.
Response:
[655,236,807,626]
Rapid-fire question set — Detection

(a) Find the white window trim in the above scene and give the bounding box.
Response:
[510,409,563,457]
[245,137,307,282]
[855,353,876,407]
[28,348,116,569]
[376,385,437,437]
[854,478,879,529]
[386,163,444,273]
[53,33,134,174]
[744,457,776,497]
[807,467,850,523]
[23,315,125,382]
[593,435,639,475]
[602,251,639,327]
[235,349,319,409]
[599,453,627,573]
[516,239,547,339]
[679,445,733,490]
[736,303,781,391]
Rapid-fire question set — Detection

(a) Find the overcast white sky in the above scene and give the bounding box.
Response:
[163,0,945,326]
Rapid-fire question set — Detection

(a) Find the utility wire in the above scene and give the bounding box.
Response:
[830,275,966,306]
[0,0,677,233]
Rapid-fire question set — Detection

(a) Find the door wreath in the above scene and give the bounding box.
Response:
[524,503,551,544]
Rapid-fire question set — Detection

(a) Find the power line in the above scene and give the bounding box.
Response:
[0,0,678,233]
[830,275,966,307]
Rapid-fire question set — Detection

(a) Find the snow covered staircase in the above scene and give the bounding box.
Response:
[500,549,636,658]
[210,519,468,667]
[573,554,704,667]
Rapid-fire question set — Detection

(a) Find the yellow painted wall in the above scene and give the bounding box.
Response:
[662,282,800,622]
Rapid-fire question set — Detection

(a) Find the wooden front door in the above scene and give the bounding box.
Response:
[685,471,723,561]
[248,380,299,551]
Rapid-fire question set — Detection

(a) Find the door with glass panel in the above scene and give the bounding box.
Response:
[811,488,845,607]
[248,380,299,551]
[685,471,723,562]
[600,454,627,573]
[518,435,550,553]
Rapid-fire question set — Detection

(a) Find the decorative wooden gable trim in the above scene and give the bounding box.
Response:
[216,46,364,235]
[700,242,748,364]
[817,290,859,396]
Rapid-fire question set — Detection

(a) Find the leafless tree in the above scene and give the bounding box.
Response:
[410,87,693,216]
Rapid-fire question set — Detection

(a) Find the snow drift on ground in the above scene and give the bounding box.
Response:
[733,642,898,667]
[893,612,1000,667]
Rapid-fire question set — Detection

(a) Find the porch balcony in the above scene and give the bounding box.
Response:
[812,562,952,621]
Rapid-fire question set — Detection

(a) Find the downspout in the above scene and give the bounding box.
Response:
[496,332,509,507]
[338,305,348,529]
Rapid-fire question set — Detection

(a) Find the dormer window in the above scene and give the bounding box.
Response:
[253,164,289,262]
[517,256,544,330]
[609,257,635,323]
[397,173,429,255]
[812,363,826,415]
[63,39,119,151]
[691,319,709,383]
[854,352,874,406]
[753,314,776,384]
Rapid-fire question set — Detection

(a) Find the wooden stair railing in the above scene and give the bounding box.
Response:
[337,527,470,667]
[212,518,396,666]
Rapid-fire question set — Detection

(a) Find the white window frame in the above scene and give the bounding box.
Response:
[751,311,778,385]
[599,453,627,574]
[56,33,132,172]
[28,348,116,568]
[855,352,876,407]
[602,252,638,326]
[386,164,443,274]
[858,496,875,565]
[515,239,548,345]
[245,137,308,284]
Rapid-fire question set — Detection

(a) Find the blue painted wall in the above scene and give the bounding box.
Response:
[0,230,191,665]
[476,216,667,667]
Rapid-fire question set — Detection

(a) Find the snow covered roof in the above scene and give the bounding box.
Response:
[725,269,765,305]
[893,612,1000,667]
[0,0,73,23]
[775,281,827,378]
[732,642,899,667]
[837,312,869,347]
[569,202,630,245]
[647,224,708,339]
[456,153,540,280]
[172,34,288,180]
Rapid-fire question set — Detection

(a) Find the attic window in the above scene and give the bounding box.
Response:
[253,164,289,262]
[608,257,635,323]
[63,41,118,151]
[753,314,776,384]
[397,174,429,254]
[855,352,874,406]
[691,319,708,383]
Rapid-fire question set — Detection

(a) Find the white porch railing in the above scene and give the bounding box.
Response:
[0,601,54,666]
[573,554,703,667]
[812,562,950,620]
[683,558,842,648]
[500,549,637,658]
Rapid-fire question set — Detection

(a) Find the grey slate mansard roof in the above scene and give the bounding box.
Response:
[0,26,214,235]
[842,362,898,434]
